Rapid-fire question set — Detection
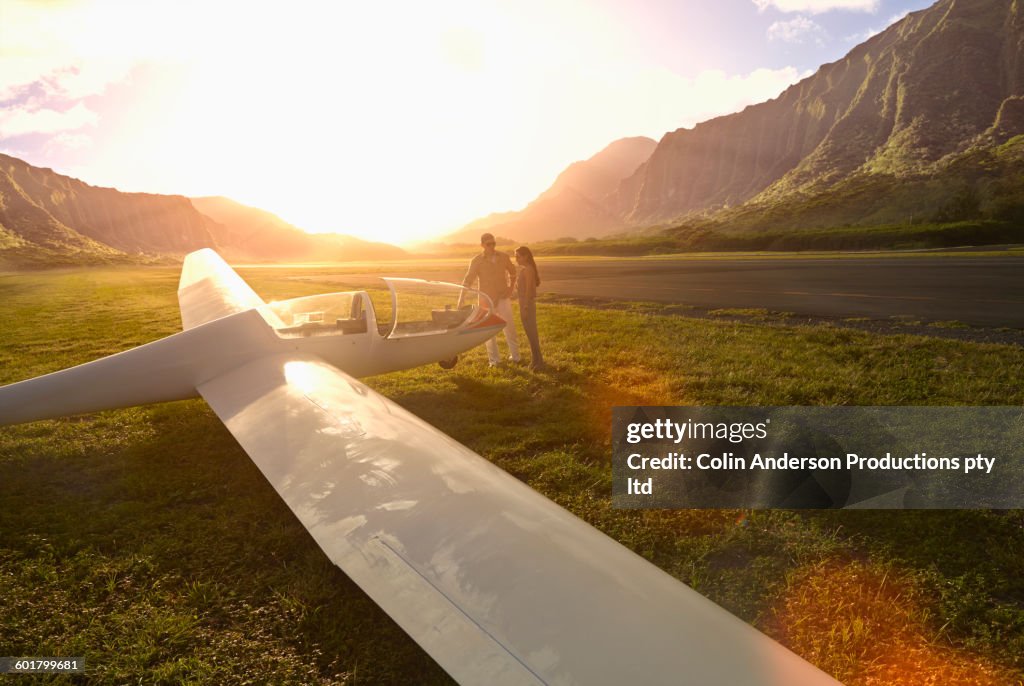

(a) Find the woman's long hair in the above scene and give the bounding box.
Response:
[514,246,540,286]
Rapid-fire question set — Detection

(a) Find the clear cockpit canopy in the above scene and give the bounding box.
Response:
[382,278,492,338]
[263,291,370,338]
[258,279,492,340]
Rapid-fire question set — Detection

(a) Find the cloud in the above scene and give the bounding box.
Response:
[43,131,93,154]
[753,0,879,13]
[0,102,97,139]
[658,66,813,129]
[0,59,131,102]
[0,2,137,155]
[0,0,133,99]
[767,16,827,45]
[0,10,131,158]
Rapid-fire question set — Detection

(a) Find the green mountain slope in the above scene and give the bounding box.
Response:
[611,0,1024,236]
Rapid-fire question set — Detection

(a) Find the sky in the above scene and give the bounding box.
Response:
[0,0,934,245]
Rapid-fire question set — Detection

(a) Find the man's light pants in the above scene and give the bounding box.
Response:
[485,297,520,364]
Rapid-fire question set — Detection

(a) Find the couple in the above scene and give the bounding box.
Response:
[461,232,545,371]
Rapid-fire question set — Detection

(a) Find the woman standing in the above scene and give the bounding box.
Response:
[514,246,545,371]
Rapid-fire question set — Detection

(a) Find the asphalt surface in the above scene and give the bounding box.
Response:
[539,257,1024,328]
[317,256,1024,328]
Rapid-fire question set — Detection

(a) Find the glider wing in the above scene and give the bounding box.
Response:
[197,352,839,686]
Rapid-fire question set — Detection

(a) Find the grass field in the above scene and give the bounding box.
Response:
[2,266,1023,685]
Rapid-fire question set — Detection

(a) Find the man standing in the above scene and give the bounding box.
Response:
[460,232,520,367]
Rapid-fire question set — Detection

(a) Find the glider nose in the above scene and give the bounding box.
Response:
[471,311,506,330]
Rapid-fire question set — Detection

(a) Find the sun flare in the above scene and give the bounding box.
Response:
[1,0,817,245]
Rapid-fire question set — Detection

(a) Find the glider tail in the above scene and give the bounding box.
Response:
[178,248,267,330]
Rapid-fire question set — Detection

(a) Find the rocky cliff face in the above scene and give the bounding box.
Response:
[0,156,405,266]
[613,0,1024,226]
[0,154,218,256]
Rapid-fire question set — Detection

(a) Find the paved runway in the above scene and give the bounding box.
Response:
[540,257,1024,328]
[319,256,1024,328]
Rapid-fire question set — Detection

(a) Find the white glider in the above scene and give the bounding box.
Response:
[0,249,839,685]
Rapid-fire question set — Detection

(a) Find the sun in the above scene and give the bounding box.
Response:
[8,0,805,246]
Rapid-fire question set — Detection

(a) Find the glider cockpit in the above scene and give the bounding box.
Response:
[260,278,493,340]
[263,291,372,337]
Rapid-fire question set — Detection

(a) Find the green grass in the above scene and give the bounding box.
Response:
[515,220,1024,257]
[928,320,971,330]
[2,267,1024,685]
[707,307,793,322]
[679,220,1024,253]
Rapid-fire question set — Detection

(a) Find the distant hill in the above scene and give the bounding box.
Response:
[0,155,404,267]
[447,136,656,243]
[537,136,659,204]
[452,211,520,240]
[191,196,406,262]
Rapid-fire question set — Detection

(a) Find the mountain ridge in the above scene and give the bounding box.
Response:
[614,0,1024,229]
[0,154,217,258]
[451,0,1024,242]
[447,136,656,243]
[191,196,406,262]
[0,155,405,266]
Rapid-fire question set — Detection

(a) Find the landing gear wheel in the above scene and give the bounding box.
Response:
[438,356,458,370]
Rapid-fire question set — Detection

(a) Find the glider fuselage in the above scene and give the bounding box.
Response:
[0,278,503,427]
